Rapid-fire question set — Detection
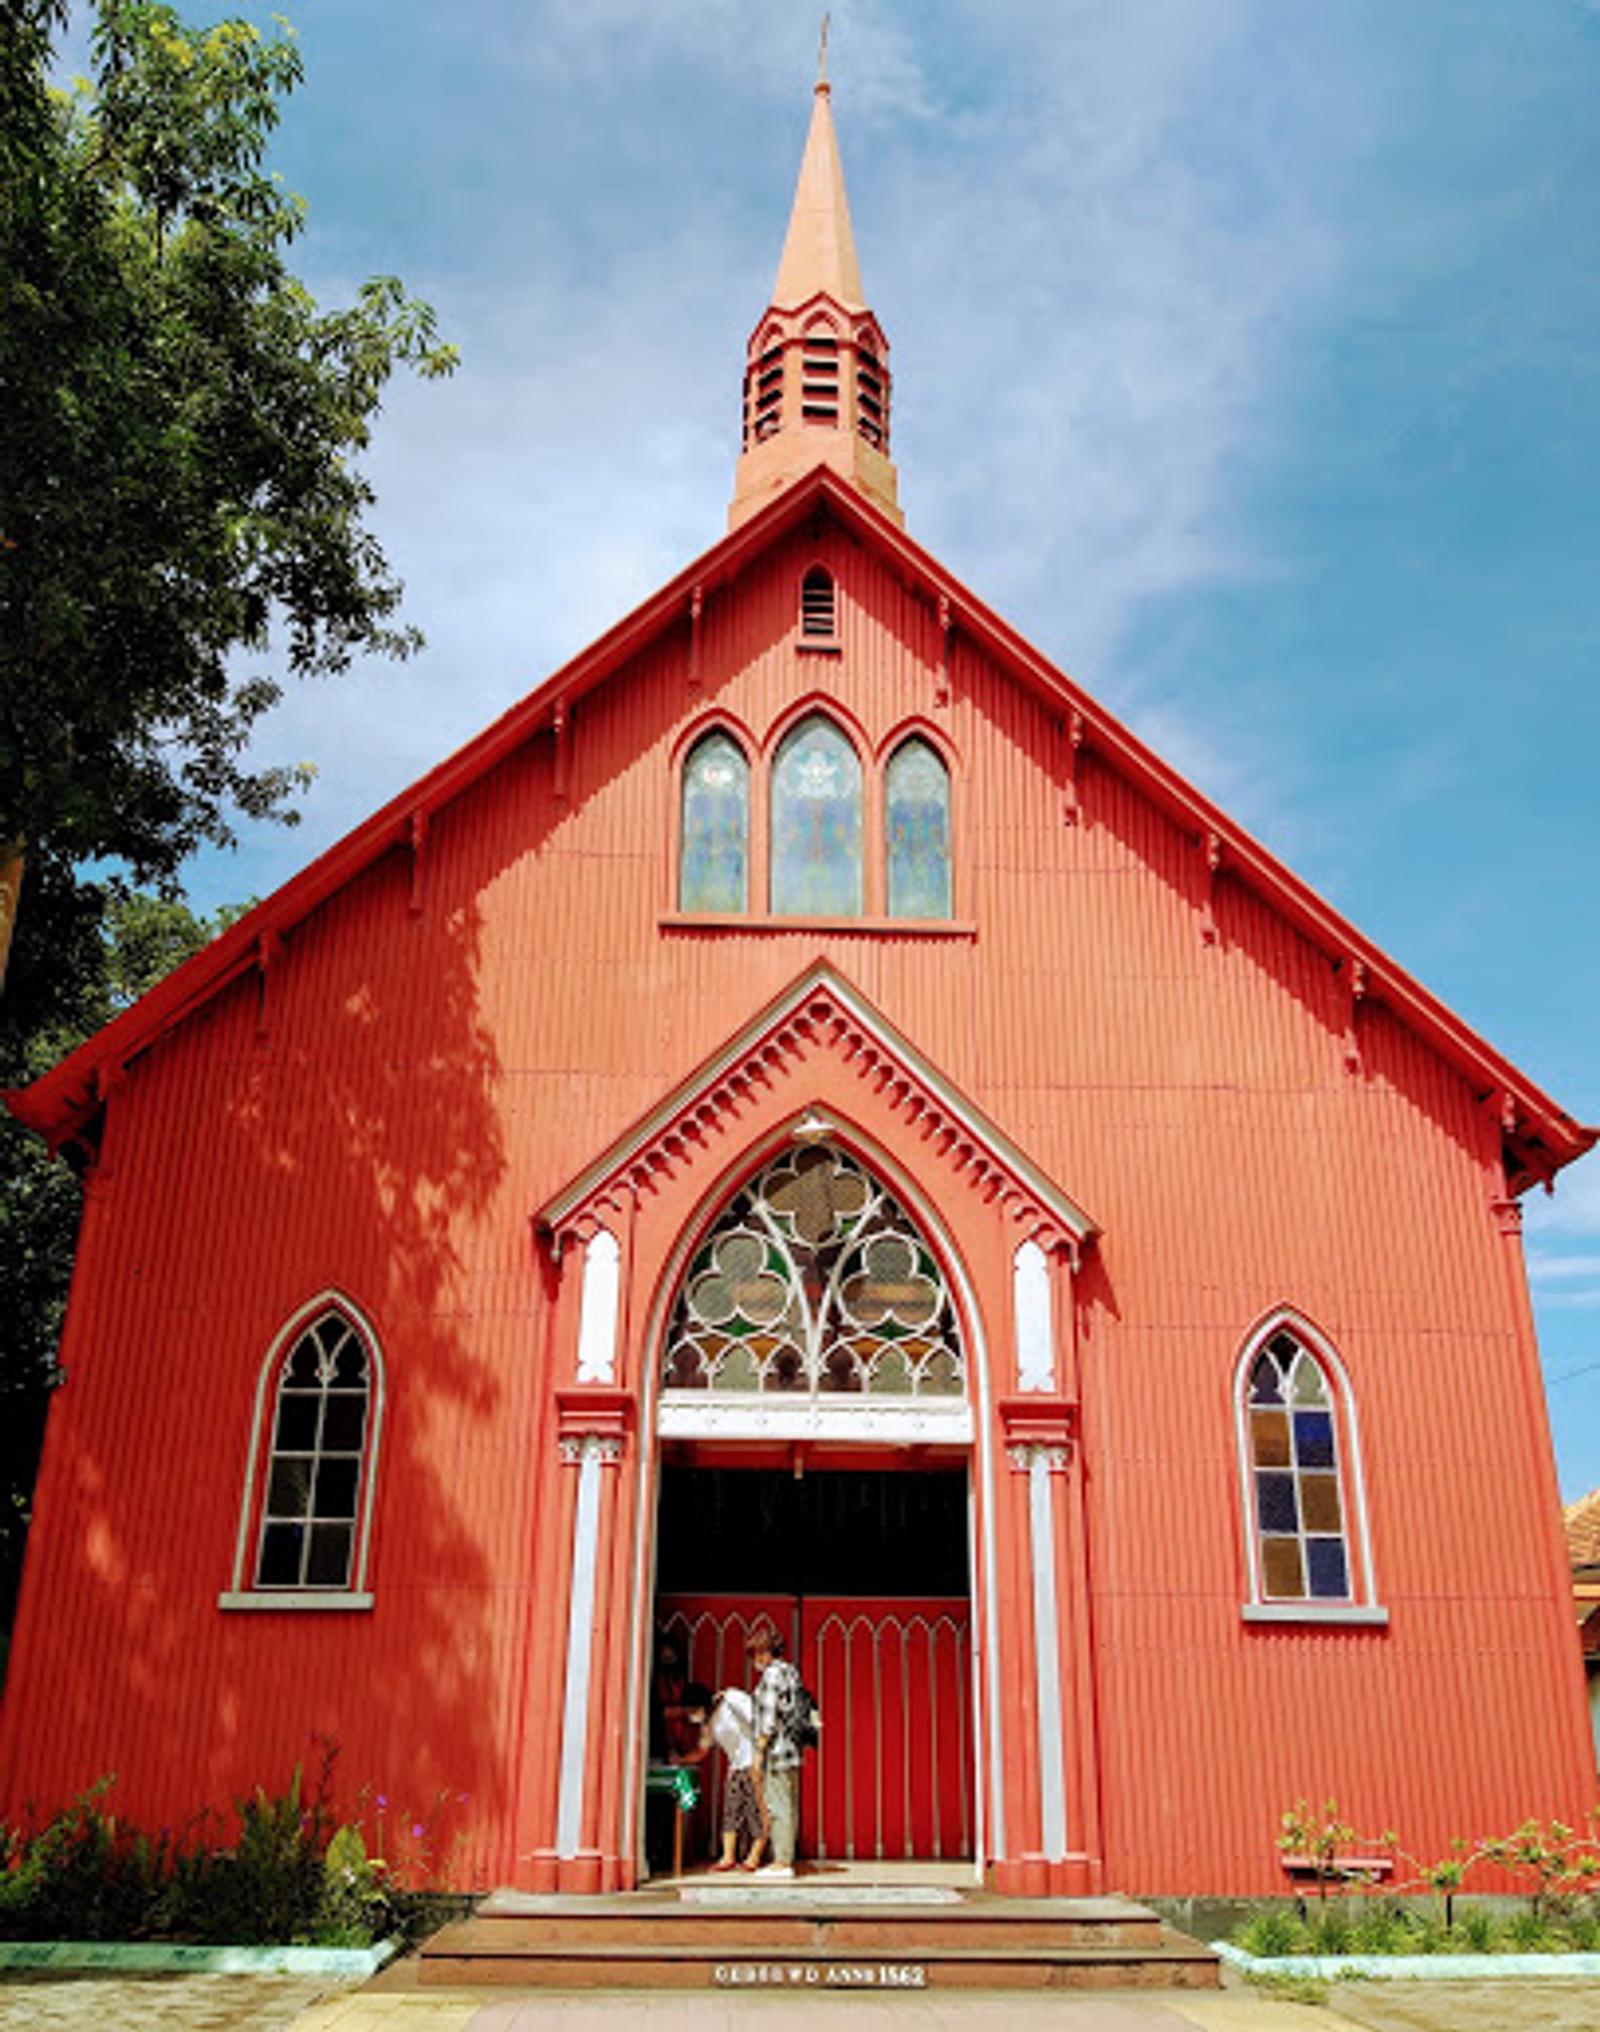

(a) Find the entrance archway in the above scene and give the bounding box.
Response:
[639,1136,981,1877]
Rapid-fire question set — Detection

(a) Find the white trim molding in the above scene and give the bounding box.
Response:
[657,1395,973,1444]
[1242,1603,1390,1627]
[574,1229,621,1384]
[1013,1240,1054,1392]
[218,1591,374,1612]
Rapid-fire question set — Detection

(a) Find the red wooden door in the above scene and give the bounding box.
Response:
[801,1595,972,1862]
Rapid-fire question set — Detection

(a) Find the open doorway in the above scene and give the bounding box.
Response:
[649,1457,973,1871]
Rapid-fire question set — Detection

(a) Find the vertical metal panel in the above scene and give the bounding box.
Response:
[0,517,1589,1895]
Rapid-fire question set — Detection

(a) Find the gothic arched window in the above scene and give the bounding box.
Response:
[679,730,750,913]
[770,715,863,917]
[1239,1318,1371,1608]
[885,737,952,919]
[664,1142,963,1400]
[250,1305,379,1594]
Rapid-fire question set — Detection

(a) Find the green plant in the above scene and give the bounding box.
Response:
[1454,1904,1496,1952]
[1236,1906,1306,1957]
[1504,1906,1555,1951]
[1306,1905,1353,1955]
[1351,1903,1411,1955]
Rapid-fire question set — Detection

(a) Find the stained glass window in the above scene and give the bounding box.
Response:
[663,1142,964,1400]
[679,731,749,913]
[1244,1328,1351,1603]
[254,1310,373,1590]
[886,738,952,919]
[770,715,862,917]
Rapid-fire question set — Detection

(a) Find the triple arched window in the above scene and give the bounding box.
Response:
[1236,1314,1379,1617]
[679,714,952,921]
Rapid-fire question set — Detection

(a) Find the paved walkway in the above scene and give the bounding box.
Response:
[0,1971,335,2030]
[9,1971,1600,2031]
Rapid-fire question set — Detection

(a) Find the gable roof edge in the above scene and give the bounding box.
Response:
[7,467,1595,1184]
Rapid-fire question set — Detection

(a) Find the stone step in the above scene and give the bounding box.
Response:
[426,1904,1165,1953]
[413,1931,1220,1992]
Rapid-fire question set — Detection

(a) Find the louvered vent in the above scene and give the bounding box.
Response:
[800,567,836,639]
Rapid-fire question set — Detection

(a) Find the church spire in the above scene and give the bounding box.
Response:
[728,53,901,530]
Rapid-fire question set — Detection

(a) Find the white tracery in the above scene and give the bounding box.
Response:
[662,1142,964,1400]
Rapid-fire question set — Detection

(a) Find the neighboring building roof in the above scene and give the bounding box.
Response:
[5,464,1596,1191]
[1566,1486,1600,1570]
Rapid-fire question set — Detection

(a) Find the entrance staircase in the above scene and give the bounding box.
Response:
[397,1880,1220,1993]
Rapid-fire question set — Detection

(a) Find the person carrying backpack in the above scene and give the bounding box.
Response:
[746,1620,817,1879]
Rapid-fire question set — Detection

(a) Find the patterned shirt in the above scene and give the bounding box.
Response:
[752,1658,804,1771]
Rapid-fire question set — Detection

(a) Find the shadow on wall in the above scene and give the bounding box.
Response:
[8,864,514,1888]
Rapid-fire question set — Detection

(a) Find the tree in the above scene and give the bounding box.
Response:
[0,889,245,1670]
[0,0,456,990]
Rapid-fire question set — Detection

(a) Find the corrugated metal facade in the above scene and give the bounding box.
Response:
[1,514,1590,1894]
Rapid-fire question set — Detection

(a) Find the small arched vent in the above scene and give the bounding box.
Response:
[800,567,836,640]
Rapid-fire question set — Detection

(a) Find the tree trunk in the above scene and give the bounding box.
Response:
[0,842,23,995]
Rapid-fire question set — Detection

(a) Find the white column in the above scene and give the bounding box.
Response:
[556,1435,608,1858]
[1023,1444,1068,1862]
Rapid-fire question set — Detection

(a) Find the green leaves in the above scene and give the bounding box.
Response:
[0,0,456,888]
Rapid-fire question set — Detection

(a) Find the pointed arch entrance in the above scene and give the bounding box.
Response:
[648,1134,976,1871]
[528,962,1104,1898]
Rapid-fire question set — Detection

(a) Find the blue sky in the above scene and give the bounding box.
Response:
[129,3,1599,1492]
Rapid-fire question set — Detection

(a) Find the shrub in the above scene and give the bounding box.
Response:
[1453,1905,1495,1952]
[1306,1906,1353,1956]
[0,1750,413,1948]
[1236,1906,1306,1957]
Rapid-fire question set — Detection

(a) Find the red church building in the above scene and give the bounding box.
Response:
[3,73,1595,1899]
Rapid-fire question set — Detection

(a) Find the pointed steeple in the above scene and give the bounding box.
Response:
[771,78,864,310]
[728,56,901,530]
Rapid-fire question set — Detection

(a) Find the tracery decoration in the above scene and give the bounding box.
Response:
[663,1142,964,1399]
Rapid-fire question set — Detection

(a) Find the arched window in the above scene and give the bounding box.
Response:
[251,1306,378,1594]
[800,566,836,639]
[679,730,749,913]
[663,1141,963,1400]
[770,714,862,917]
[885,737,952,919]
[1239,1318,1372,1609]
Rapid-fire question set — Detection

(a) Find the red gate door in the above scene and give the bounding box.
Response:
[653,1592,798,1863]
[801,1595,972,1862]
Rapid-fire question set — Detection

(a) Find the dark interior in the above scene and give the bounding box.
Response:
[654,1465,968,1597]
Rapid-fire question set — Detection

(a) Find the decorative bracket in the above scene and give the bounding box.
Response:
[1061,710,1084,827]
[935,592,952,709]
[1341,956,1367,1075]
[687,583,704,698]
[1200,831,1222,945]
[255,929,282,1040]
[552,694,572,805]
[408,809,429,918]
